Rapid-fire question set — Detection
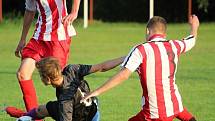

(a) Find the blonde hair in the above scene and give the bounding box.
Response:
[146,16,167,33]
[36,57,62,86]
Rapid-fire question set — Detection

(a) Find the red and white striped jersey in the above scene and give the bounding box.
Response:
[25,0,76,41]
[122,34,196,119]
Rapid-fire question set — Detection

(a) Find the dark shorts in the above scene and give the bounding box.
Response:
[46,99,98,121]
[46,100,74,121]
[21,38,71,68]
[46,101,59,120]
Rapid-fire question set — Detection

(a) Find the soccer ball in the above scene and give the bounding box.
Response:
[16,116,32,121]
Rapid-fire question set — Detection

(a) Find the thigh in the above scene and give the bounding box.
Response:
[21,38,42,62]
[56,38,71,68]
[91,111,100,121]
[42,39,71,69]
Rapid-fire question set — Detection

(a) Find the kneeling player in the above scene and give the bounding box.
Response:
[6,56,125,121]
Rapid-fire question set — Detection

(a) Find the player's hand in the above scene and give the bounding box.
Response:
[80,92,97,104]
[15,40,26,58]
[62,12,78,26]
[189,15,199,30]
[189,15,199,38]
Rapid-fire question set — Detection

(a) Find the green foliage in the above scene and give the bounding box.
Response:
[2,0,215,22]
[197,0,209,12]
[0,19,215,121]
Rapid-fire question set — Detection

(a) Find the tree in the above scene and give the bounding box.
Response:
[197,0,209,12]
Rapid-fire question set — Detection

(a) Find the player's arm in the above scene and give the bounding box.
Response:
[23,104,49,120]
[176,15,200,53]
[62,0,81,25]
[81,47,142,102]
[189,15,199,38]
[20,10,36,42]
[15,0,36,58]
[81,67,132,102]
[89,56,125,73]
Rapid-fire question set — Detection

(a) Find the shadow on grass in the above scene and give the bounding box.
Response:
[0,71,15,75]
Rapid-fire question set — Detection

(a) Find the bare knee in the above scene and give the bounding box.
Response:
[17,68,32,81]
[17,58,36,81]
[17,69,25,81]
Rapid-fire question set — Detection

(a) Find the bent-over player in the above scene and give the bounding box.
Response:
[7,56,125,121]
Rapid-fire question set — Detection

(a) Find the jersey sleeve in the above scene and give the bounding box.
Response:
[25,0,37,12]
[63,64,92,77]
[173,35,196,54]
[77,65,92,77]
[121,46,143,72]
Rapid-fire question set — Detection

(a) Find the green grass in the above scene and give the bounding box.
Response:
[0,19,215,121]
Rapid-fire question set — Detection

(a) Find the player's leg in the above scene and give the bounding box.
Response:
[5,106,26,118]
[91,98,100,121]
[62,38,72,67]
[46,101,59,120]
[52,38,71,68]
[6,59,38,118]
[128,110,147,121]
[6,104,49,120]
[91,111,100,121]
[24,104,49,120]
[17,58,38,111]
[176,108,196,121]
[36,105,49,118]
[17,38,43,112]
[46,100,73,121]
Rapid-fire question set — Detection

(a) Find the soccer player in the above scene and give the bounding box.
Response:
[14,0,81,113]
[7,56,125,121]
[81,15,199,121]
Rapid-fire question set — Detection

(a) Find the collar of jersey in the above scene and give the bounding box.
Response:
[148,34,166,42]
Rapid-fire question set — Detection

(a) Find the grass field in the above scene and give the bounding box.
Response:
[0,19,215,121]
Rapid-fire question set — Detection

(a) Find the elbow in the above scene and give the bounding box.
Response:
[120,68,132,81]
[120,72,130,81]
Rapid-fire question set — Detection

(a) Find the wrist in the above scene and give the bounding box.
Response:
[71,11,78,17]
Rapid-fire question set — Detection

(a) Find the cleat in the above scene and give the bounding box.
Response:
[5,106,26,118]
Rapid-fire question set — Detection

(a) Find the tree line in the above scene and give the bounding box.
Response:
[2,0,214,22]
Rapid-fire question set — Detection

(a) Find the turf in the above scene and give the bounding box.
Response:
[0,19,215,121]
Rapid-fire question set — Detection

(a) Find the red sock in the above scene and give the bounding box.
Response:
[19,80,38,111]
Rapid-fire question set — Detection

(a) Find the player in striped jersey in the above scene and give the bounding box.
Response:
[12,0,81,114]
[81,15,199,121]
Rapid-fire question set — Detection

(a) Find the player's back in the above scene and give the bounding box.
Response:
[138,40,184,118]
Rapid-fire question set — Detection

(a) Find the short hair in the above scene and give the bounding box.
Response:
[36,57,62,85]
[146,16,167,33]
